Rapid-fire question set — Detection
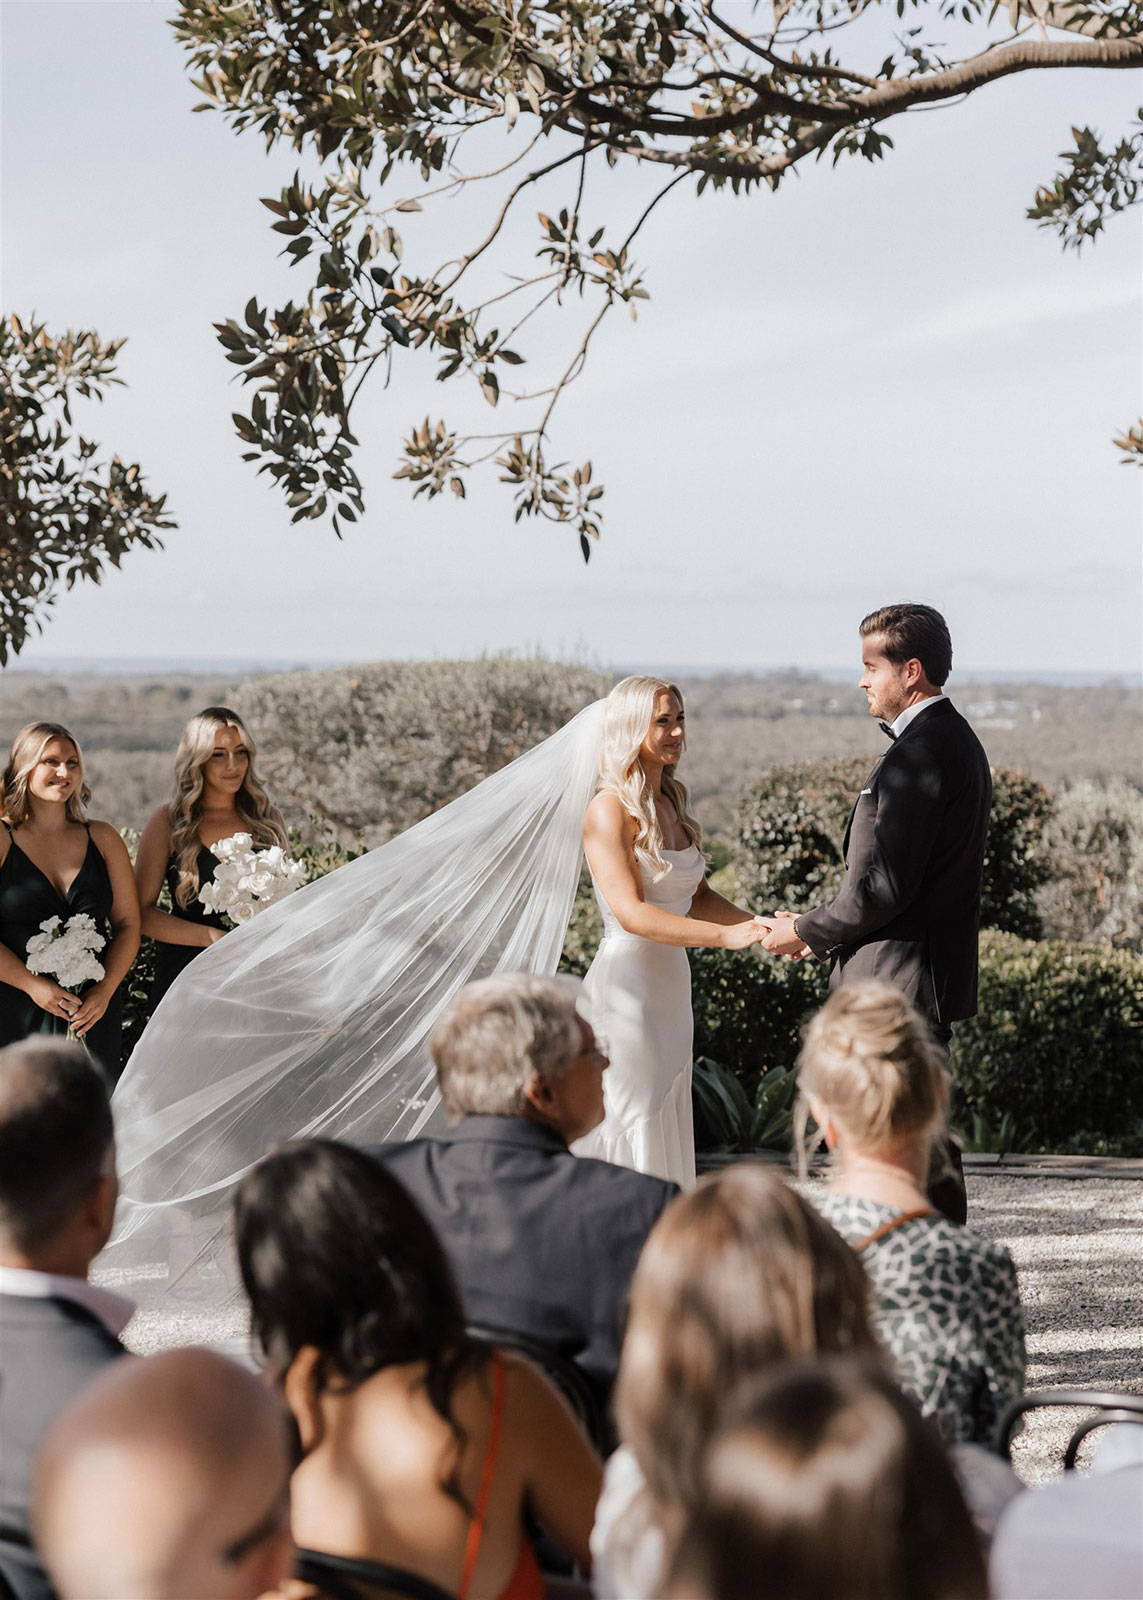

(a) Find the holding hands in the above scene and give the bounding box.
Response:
[760,912,813,960]
[720,915,775,950]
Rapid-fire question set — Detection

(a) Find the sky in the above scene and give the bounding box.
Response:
[2,0,1141,677]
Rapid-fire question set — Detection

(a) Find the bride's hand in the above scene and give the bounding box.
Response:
[720,918,772,950]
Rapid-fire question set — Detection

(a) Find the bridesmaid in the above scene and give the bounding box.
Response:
[0,722,140,1079]
[135,707,288,1006]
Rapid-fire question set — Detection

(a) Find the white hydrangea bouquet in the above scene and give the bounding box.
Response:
[198,832,307,927]
[25,914,107,1028]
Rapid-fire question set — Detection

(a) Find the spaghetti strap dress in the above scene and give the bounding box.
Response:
[148,844,228,1007]
[458,1350,545,1600]
[0,822,124,1079]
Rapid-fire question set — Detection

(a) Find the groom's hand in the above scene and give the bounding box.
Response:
[762,913,812,959]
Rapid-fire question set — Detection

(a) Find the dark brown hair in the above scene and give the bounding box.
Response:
[0,1039,113,1252]
[234,1140,488,1507]
[615,1167,878,1522]
[666,1356,988,1600]
[860,604,953,687]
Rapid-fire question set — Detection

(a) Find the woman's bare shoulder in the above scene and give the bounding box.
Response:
[140,804,173,840]
[584,791,634,836]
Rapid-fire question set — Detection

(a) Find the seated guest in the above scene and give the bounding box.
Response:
[663,1356,988,1600]
[0,1038,128,1600]
[368,974,677,1411]
[593,1166,879,1600]
[990,1427,1143,1600]
[234,1139,602,1600]
[32,1348,294,1600]
[798,980,1026,1445]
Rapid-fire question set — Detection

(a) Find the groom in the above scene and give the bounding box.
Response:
[763,603,991,1222]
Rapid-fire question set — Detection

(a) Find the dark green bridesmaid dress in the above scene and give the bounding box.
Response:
[0,822,123,1080]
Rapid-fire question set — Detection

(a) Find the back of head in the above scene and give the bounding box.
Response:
[616,1166,876,1513]
[429,972,582,1119]
[234,1138,469,1391]
[797,981,947,1159]
[0,1038,113,1260]
[665,1356,987,1600]
[32,1347,293,1600]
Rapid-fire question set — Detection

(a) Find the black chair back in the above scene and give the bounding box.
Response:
[996,1387,1143,1468]
[296,1548,457,1600]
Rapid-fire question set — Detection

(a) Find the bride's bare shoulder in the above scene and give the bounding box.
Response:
[584,790,635,841]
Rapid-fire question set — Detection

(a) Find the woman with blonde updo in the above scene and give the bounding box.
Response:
[0,722,139,1076]
[134,707,288,1006]
[574,676,770,1186]
[592,1165,880,1600]
[798,980,1026,1445]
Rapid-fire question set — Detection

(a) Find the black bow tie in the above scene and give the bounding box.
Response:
[879,721,897,741]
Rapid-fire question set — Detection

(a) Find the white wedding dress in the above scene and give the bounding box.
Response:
[573,844,703,1188]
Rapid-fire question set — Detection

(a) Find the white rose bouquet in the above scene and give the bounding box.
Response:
[198,832,307,927]
[25,914,107,1035]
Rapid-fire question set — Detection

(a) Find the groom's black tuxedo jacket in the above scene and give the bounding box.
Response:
[796,697,991,1024]
[366,1116,677,1407]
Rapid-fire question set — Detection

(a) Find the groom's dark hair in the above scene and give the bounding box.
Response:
[0,1038,113,1252]
[860,604,952,687]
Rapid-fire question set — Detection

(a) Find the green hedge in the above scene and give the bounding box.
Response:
[951,930,1143,1153]
[732,760,1054,939]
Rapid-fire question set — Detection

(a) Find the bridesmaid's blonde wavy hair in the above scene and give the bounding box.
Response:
[2,722,90,826]
[168,707,287,908]
[597,676,702,881]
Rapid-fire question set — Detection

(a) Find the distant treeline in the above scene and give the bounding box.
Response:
[1,659,1139,838]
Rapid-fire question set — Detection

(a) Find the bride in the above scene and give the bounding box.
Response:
[575,677,769,1186]
[108,674,765,1296]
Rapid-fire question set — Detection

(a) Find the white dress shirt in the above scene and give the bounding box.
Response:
[0,1265,134,1337]
[891,692,944,738]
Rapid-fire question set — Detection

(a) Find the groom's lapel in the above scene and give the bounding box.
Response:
[841,750,891,861]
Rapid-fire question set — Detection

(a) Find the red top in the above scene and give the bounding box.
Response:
[457,1351,545,1600]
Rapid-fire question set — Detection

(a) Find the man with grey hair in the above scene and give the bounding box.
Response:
[32,1347,294,1600]
[368,973,677,1414]
[0,1038,128,1600]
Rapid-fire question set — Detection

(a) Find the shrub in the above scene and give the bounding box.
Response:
[951,930,1143,1149]
[689,945,828,1082]
[232,656,612,845]
[1037,778,1143,951]
[982,771,1054,938]
[731,760,1054,938]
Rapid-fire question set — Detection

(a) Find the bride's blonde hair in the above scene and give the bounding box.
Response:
[597,676,702,881]
[168,707,287,908]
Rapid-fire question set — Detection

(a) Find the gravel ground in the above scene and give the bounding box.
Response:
[117,1173,1143,1486]
[966,1173,1143,1485]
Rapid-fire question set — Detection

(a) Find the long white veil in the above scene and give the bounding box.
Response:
[107,698,606,1312]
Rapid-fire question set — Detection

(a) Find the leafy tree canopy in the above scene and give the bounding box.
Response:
[176,0,1143,551]
[0,315,174,665]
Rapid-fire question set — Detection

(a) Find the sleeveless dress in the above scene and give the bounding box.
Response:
[295,1351,544,1600]
[573,844,705,1188]
[0,822,123,1079]
[148,844,228,1007]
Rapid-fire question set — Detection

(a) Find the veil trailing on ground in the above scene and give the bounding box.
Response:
[107,698,606,1314]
